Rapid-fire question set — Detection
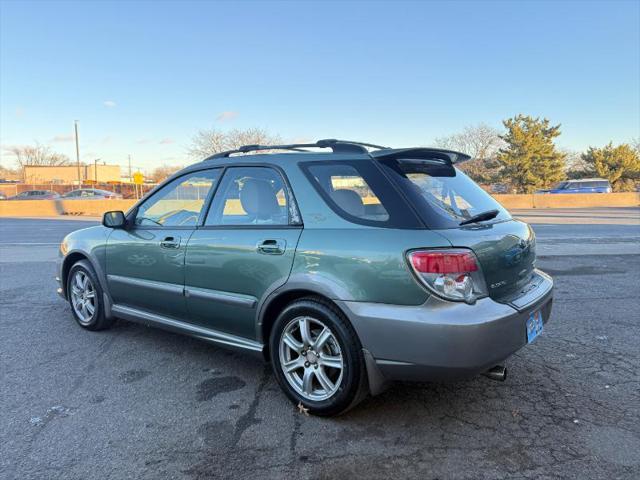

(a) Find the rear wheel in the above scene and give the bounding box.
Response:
[67,260,114,331]
[269,297,367,416]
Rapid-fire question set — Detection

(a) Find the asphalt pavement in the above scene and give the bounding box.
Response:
[1,208,639,479]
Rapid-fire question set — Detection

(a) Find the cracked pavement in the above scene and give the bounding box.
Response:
[1,209,639,479]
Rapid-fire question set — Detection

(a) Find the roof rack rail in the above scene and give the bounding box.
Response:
[207,139,389,159]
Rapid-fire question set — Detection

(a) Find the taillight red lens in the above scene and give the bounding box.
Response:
[410,251,478,274]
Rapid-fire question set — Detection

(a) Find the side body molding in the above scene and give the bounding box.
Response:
[111,304,264,357]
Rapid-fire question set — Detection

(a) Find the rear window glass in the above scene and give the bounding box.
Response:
[379,159,511,229]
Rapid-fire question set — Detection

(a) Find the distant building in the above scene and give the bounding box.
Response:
[23,164,121,184]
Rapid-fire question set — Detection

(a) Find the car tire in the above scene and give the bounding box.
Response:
[269,296,368,416]
[67,260,114,331]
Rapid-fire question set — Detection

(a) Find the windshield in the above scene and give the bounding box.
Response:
[379,159,511,229]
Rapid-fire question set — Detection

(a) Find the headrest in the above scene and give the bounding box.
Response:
[332,189,364,218]
[240,179,280,219]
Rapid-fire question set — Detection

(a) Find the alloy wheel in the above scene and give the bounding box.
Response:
[278,316,344,401]
[70,270,96,324]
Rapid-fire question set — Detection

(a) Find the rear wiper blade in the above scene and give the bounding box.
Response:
[459,209,500,226]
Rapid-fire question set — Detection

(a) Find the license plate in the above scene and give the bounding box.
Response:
[526,309,544,343]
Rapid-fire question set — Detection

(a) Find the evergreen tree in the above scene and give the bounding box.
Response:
[582,143,640,192]
[497,115,566,193]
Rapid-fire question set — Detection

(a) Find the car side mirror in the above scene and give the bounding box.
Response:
[102,210,127,229]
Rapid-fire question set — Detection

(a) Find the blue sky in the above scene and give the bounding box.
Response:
[1,0,639,172]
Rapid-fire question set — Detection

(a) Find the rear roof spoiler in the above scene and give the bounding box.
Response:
[370,148,471,164]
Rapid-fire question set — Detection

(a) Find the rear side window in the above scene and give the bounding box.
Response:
[379,159,511,229]
[307,164,389,221]
[301,160,422,228]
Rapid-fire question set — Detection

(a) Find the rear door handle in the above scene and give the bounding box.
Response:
[257,239,286,255]
[160,236,181,249]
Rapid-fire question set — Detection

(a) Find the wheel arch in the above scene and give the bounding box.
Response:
[259,288,347,359]
[61,250,109,300]
[259,286,388,400]
[61,252,89,298]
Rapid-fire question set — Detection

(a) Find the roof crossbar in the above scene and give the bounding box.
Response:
[208,139,389,159]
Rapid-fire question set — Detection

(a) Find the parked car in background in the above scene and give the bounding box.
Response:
[489,183,513,194]
[57,139,553,416]
[0,193,7,200]
[537,178,612,194]
[61,188,123,200]
[8,190,60,200]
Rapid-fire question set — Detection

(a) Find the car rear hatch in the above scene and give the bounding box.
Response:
[435,219,537,302]
[375,150,540,304]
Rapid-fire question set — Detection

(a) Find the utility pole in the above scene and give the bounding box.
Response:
[74,120,81,185]
[128,155,132,182]
[94,158,100,183]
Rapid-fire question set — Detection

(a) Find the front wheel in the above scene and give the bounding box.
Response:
[269,297,368,416]
[67,260,114,331]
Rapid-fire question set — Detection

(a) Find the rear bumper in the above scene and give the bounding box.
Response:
[339,269,553,383]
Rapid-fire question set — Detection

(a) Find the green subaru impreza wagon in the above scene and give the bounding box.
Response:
[57,139,553,415]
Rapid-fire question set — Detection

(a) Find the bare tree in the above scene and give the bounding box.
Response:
[0,164,19,180]
[563,148,592,179]
[187,128,283,159]
[8,143,70,168]
[149,164,184,183]
[434,124,505,184]
[435,124,504,161]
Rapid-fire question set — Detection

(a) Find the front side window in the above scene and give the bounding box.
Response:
[380,159,511,229]
[205,167,290,226]
[135,169,220,227]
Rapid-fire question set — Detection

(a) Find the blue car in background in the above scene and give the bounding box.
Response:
[537,178,612,194]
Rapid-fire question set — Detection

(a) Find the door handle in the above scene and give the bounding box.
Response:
[257,239,286,255]
[160,236,181,249]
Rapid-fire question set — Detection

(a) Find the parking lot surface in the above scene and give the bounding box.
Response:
[1,208,639,479]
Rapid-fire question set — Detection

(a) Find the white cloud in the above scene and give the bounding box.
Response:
[136,138,151,144]
[2,143,31,153]
[51,134,74,142]
[159,138,175,145]
[103,100,117,108]
[216,111,238,122]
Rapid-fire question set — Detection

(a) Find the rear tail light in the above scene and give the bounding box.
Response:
[407,249,488,304]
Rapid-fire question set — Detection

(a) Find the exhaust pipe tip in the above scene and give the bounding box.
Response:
[482,365,507,382]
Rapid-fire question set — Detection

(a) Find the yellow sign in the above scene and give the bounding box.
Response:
[133,172,144,185]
